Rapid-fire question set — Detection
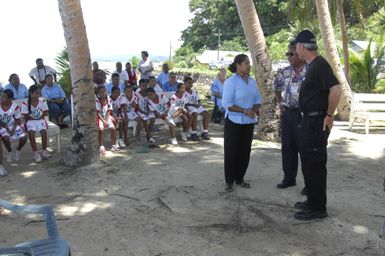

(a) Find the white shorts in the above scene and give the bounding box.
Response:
[188,106,206,114]
[138,112,155,121]
[164,115,176,127]
[26,120,48,132]
[126,112,138,121]
[0,125,26,140]
[97,116,115,129]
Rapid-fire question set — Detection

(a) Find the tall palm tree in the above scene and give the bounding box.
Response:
[336,0,350,84]
[315,0,352,120]
[57,0,99,166]
[234,0,278,141]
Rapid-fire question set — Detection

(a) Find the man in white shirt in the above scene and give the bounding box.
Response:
[112,62,129,85]
[138,51,154,80]
[29,58,57,86]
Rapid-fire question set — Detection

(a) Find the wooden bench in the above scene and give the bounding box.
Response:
[128,92,204,135]
[348,93,385,134]
[13,99,61,153]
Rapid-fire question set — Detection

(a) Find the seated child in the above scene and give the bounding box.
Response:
[184,76,210,141]
[169,83,191,141]
[95,86,118,154]
[110,86,125,148]
[0,89,28,163]
[120,85,143,145]
[21,85,51,163]
[146,87,178,145]
[135,79,156,143]
[148,76,163,93]
[0,138,7,176]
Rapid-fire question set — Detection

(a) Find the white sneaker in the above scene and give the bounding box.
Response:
[0,165,8,177]
[6,152,13,163]
[170,138,178,145]
[33,152,42,163]
[15,150,21,161]
[148,137,156,144]
[180,132,188,142]
[40,150,52,160]
[111,144,120,152]
[118,138,126,148]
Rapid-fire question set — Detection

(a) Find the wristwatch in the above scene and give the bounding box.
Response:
[326,112,333,117]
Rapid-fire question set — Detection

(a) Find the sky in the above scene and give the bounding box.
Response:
[0,0,191,84]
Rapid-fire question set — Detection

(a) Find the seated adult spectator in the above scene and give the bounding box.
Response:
[93,61,107,86]
[163,72,178,92]
[29,58,57,86]
[157,63,170,88]
[106,73,125,95]
[4,74,28,99]
[138,51,154,80]
[148,76,162,93]
[42,74,71,128]
[125,62,138,86]
[113,62,129,85]
[210,68,226,111]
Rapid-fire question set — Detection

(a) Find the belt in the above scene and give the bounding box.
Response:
[303,111,326,117]
[284,106,300,111]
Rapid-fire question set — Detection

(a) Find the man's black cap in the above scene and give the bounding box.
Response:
[295,30,317,44]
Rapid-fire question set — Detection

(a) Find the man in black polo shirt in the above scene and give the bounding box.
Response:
[293,30,342,221]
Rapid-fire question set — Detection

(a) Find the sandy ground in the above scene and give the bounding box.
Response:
[0,120,385,256]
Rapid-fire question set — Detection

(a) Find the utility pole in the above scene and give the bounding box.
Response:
[169,40,172,62]
[216,30,221,61]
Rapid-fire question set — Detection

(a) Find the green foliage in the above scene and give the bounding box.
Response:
[349,39,385,92]
[172,46,197,68]
[220,37,247,52]
[181,0,288,52]
[130,56,140,69]
[54,47,71,95]
[374,79,385,93]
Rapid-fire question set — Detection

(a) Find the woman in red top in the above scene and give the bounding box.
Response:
[125,62,138,86]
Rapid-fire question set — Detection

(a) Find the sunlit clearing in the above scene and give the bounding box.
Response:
[166,146,192,153]
[348,137,385,159]
[290,252,304,256]
[20,171,37,178]
[57,202,113,217]
[353,225,369,234]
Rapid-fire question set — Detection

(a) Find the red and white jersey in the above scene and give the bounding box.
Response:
[110,95,122,117]
[21,97,49,120]
[185,89,200,105]
[96,96,113,120]
[135,91,150,112]
[170,93,188,110]
[120,94,138,114]
[148,94,170,115]
[0,102,21,127]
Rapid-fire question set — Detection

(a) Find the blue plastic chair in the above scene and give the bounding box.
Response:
[0,200,71,256]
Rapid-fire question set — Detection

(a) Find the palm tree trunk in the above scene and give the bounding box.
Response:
[315,0,352,120]
[234,0,278,141]
[336,0,350,84]
[58,0,99,166]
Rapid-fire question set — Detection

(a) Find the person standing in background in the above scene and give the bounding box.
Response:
[138,51,154,80]
[125,62,138,87]
[222,54,261,192]
[29,58,57,86]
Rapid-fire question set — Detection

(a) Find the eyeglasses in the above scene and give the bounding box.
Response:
[285,52,296,57]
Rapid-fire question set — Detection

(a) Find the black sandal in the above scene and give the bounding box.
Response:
[225,184,234,192]
[236,181,251,188]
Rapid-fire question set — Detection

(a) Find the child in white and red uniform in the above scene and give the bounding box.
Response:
[0,89,28,163]
[169,83,191,141]
[110,86,125,148]
[184,76,210,141]
[135,79,156,143]
[120,85,143,144]
[21,85,51,163]
[147,87,178,145]
[95,86,118,154]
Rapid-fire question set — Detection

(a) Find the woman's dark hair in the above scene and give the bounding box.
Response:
[8,73,18,82]
[111,86,121,94]
[45,74,53,79]
[146,87,156,94]
[2,89,14,100]
[28,85,39,114]
[183,76,193,83]
[228,54,248,73]
[141,51,149,57]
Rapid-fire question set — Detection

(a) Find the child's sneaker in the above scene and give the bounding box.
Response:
[99,146,106,155]
[148,137,156,144]
[170,138,178,145]
[118,138,126,148]
[191,132,199,141]
[6,152,13,163]
[111,144,120,152]
[40,150,52,160]
[33,151,42,163]
[181,132,188,142]
[0,165,8,177]
[201,132,210,140]
[14,150,22,161]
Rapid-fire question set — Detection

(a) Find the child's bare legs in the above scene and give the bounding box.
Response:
[98,128,104,147]
[169,124,176,138]
[180,114,190,132]
[143,119,153,141]
[148,118,155,133]
[29,131,38,152]
[17,136,28,151]
[2,137,12,153]
[40,130,48,150]
[135,117,143,142]
[201,111,210,130]
[118,120,124,140]
[191,112,198,131]
[122,118,129,145]
[110,126,117,146]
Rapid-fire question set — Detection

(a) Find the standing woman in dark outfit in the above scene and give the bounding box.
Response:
[222,54,262,192]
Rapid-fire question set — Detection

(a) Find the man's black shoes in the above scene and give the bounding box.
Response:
[294,208,328,221]
[294,200,309,210]
[276,181,296,189]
